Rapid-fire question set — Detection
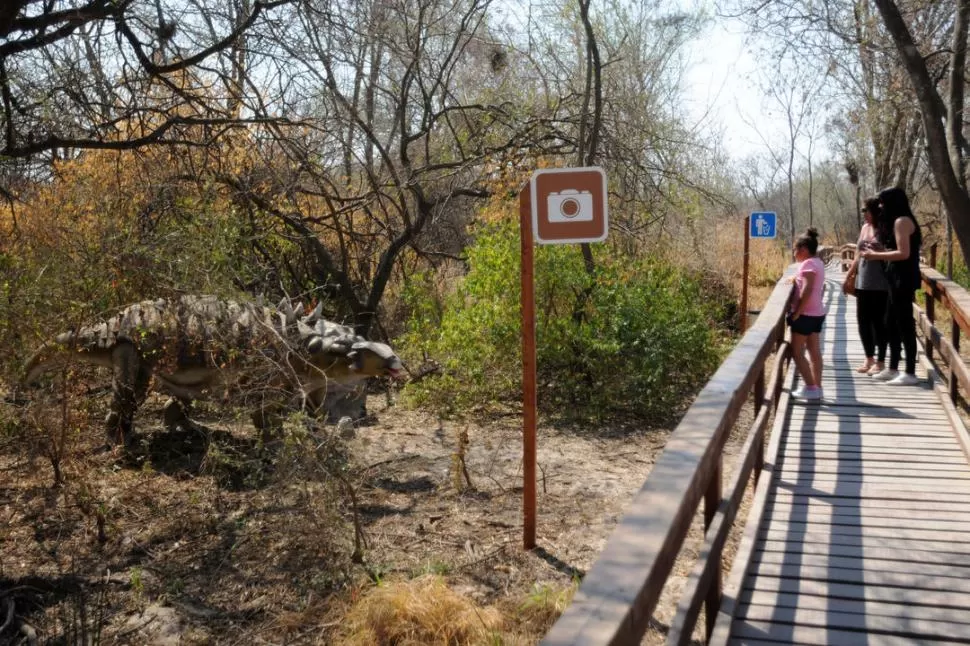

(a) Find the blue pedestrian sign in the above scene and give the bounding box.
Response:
[750,212,777,239]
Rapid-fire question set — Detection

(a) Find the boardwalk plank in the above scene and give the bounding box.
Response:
[752,550,970,578]
[758,528,970,554]
[775,480,970,491]
[743,572,970,609]
[777,463,970,476]
[736,605,970,642]
[740,589,970,623]
[764,510,970,531]
[730,620,970,646]
[767,494,970,511]
[783,419,953,430]
[760,517,970,541]
[758,538,970,562]
[766,501,970,521]
[778,451,966,463]
[711,271,970,645]
[769,484,970,502]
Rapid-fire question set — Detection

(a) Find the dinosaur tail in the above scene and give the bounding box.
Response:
[23,342,64,385]
[22,333,106,385]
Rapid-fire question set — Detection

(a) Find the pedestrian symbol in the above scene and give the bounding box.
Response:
[750,212,777,239]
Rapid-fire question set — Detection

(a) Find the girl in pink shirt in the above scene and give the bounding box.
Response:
[789,228,826,400]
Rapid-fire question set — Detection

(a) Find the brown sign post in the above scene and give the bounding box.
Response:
[741,214,750,333]
[520,167,608,550]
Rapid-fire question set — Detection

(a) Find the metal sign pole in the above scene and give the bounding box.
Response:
[741,215,750,333]
[520,185,537,550]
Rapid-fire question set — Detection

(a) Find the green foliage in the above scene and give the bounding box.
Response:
[936,253,970,289]
[399,219,732,423]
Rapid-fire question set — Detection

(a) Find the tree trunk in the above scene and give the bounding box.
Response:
[949,0,969,192]
[873,0,970,264]
[573,0,603,324]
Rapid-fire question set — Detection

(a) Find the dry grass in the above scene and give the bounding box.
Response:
[658,212,791,323]
[338,575,504,645]
[334,575,578,646]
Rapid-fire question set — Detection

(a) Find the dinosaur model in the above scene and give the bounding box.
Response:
[23,295,403,445]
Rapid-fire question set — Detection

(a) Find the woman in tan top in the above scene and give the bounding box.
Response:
[843,197,889,375]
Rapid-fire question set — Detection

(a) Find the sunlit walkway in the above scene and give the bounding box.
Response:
[723,270,970,645]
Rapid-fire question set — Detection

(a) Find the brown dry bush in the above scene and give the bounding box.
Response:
[338,575,504,645]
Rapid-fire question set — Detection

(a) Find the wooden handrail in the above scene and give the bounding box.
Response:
[666,341,790,644]
[541,271,795,646]
[839,243,857,272]
[920,265,970,405]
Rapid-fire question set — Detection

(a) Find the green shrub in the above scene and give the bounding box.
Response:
[399,219,732,423]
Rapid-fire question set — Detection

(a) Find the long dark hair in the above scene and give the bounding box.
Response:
[876,186,921,251]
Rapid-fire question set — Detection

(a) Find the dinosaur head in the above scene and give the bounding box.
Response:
[346,341,404,379]
[297,318,404,380]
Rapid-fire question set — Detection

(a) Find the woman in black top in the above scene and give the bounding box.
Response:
[860,186,922,386]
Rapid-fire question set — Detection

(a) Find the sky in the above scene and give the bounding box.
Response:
[682,13,778,159]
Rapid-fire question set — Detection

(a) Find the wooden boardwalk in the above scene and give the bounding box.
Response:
[725,270,970,645]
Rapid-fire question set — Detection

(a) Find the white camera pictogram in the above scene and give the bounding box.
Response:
[547,189,593,223]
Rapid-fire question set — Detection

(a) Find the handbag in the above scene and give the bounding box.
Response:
[842,271,856,296]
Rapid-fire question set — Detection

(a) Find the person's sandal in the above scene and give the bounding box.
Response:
[856,362,874,373]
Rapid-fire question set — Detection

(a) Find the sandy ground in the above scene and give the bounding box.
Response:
[0,358,769,645]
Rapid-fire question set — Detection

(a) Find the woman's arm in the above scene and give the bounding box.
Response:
[792,270,816,319]
[861,218,913,262]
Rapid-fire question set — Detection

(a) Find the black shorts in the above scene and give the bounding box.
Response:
[787,313,825,336]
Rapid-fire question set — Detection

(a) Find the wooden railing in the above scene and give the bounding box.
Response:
[918,246,970,406]
[839,243,857,271]
[541,272,795,646]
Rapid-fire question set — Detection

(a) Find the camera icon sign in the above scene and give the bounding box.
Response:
[529,166,607,244]
[547,189,594,223]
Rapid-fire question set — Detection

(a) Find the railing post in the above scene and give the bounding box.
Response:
[925,252,936,364]
[952,320,961,404]
[704,457,722,638]
[753,367,766,485]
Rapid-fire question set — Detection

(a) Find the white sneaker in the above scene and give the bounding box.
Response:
[886,373,920,386]
[871,368,899,382]
[792,386,823,400]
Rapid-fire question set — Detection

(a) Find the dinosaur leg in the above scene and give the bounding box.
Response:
[252,404,285,445]
[323,386,367,424]
[306,388,327,418]
[162,397,197,431]
[105,343,149,447]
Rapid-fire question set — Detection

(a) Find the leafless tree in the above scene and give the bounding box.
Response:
[873,0,970,263]
[0,0,292,165]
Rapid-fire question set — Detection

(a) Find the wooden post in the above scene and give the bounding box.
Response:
[753,368,766,485]
[704,458,722,638]
[741,215,750,333]
[948,217,954,278]
[952,320,961,404]
[926,245,937,362]
[520,186,537,550]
